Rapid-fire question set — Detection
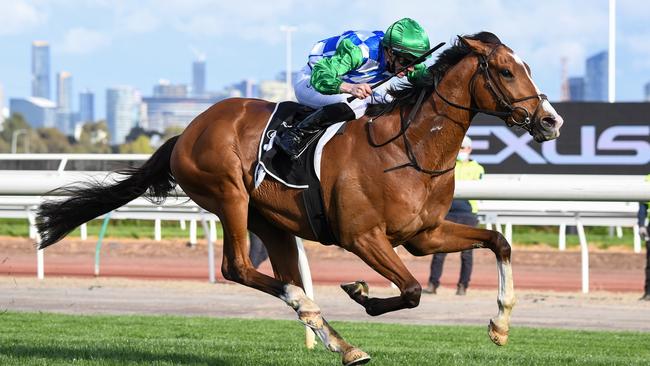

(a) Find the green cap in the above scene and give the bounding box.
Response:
[382,18,430,58]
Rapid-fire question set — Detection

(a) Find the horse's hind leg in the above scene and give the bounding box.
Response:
[248,209,370,366]
[404,220,515,346]
[246,208,321,327]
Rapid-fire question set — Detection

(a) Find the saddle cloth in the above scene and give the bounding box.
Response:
[254,101,347,244]
[254,101,345,189]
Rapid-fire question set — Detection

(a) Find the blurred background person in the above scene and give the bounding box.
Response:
[424,136,484,296]
[248,232,268,269]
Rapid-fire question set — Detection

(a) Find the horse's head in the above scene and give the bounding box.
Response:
[460,36,564,142]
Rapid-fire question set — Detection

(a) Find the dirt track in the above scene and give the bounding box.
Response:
[0,236,645,292]
[2,277,649,332]
[1,236,649,332]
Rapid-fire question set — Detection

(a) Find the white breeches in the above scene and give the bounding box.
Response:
[293,65,408,119]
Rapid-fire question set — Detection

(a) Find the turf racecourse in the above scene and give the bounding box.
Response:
[1,312,649,365]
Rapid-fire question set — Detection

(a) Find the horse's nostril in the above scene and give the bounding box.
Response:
[541,116,556,127]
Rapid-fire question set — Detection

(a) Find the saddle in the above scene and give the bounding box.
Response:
[255,101,348,244]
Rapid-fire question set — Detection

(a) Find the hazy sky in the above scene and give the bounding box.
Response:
[1,0,649,117]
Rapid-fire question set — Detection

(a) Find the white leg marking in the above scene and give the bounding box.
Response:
[281,285,348,354]
[494,259,516,330]
[280,284,308,309]
[280,284,321,315]
[281,284,324,330]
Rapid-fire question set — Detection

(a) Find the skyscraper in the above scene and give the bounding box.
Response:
[154,80,188,98]
[192,60,206,97]
[107,86,141,145]
[32,41,50,99]
[568,77,585,101]
[56,71,73,134]
[79,89,95,123]
[585,51,608,102]
[56,71,73,110]
[644,82,650,102]
[229,79,258,98]
[143,96,220,132]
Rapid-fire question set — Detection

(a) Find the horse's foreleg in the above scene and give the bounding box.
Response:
[249,209,370,366]
[404,220,515,346]
[343,226,422,316]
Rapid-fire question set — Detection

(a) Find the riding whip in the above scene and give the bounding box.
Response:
[346,41,446,102]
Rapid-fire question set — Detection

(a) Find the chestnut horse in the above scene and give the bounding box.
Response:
[37,32,563,366]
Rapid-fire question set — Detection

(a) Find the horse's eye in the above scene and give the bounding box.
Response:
[500,69,513,78]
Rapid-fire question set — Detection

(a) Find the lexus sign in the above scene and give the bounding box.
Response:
[468,102,650,174]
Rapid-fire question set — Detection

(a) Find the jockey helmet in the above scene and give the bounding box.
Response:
[382,18,430,60]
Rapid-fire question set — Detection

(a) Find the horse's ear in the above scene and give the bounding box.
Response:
[459,36,492,56]
[457,35,470,48]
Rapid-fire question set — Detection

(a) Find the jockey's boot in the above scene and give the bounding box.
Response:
[276,102,355,158]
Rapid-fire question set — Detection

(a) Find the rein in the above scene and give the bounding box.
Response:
[434,44,547,132]
[364,43,545,177]
[367,88,455,177]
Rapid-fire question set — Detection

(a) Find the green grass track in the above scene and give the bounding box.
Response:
[1,312,649,365]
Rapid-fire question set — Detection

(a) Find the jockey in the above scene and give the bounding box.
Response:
[276,17,431,157]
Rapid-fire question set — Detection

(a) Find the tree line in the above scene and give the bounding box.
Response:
[0,114,183,154]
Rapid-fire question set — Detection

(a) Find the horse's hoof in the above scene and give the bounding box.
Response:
[342,347,371,366]
[488,319,509,346]
[299,311,323,329]
[340,280,369,299]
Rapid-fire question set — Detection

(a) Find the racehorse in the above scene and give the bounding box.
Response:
[37,32,563,366]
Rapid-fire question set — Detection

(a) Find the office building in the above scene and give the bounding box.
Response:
[55,110,75,135]
[143,96,221,132]
[276,70,302,84]
[275,71,300,100]
[644,82,650,101]
[79,89,95,123]
[138,102,149,130]
[153,80,188,98]
[192,60,206,97]
[229,79,259,98]
[56,71,73,110]
[568,77,585,101]
[259,80,292,102]
[32,41,50,99]
[9,97,57,128]
[56,71,73,134]
[585,51,608,102]
[106,86,141,145]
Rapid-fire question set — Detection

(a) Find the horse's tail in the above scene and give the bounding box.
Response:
[36,135,180,249]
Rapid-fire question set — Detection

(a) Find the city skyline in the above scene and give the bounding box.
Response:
[1,1,649,119]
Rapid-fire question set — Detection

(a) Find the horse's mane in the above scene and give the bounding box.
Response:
[365,31,502,117]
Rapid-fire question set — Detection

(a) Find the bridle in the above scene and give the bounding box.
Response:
[434,44,547,133]
[365,43,547,177]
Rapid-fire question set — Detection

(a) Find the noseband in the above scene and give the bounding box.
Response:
[435,44,547,132]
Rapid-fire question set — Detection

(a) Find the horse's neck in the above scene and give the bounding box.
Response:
[407,57,478,170]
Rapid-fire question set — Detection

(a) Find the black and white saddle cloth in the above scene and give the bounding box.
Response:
[254,101,347,244]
